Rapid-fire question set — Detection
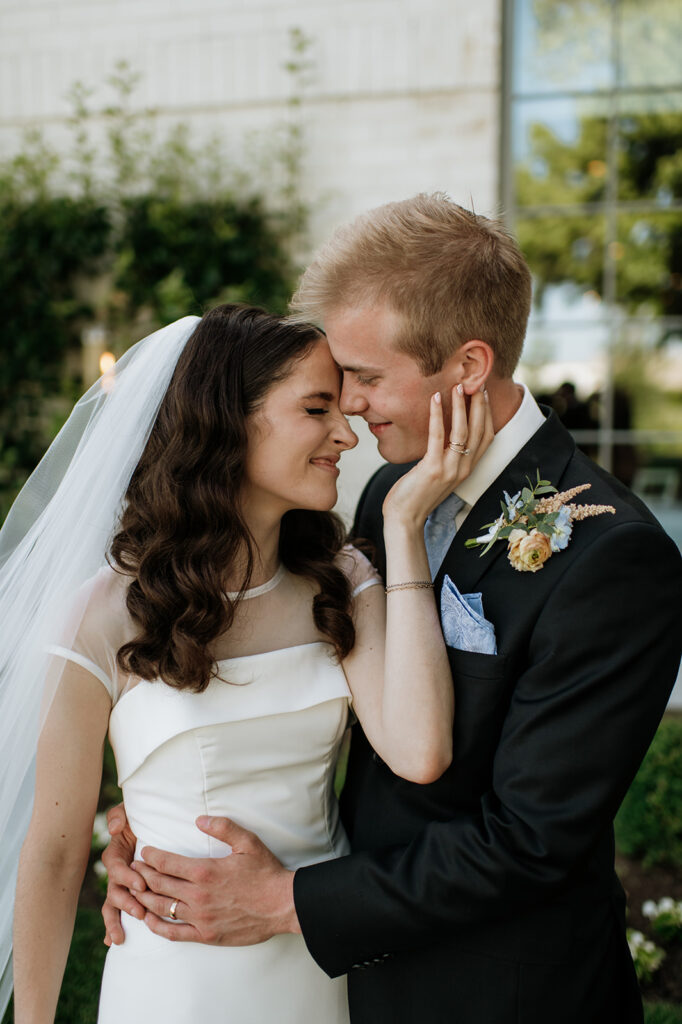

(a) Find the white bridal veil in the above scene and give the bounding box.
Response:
[0,315,201,1014]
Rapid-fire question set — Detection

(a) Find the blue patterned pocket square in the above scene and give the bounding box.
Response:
[441,574,497,655]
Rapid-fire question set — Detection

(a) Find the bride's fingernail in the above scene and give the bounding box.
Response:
[456,384,464,396]
[433,392,441,404]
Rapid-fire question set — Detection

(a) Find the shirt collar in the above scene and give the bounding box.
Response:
[455,384,546,510]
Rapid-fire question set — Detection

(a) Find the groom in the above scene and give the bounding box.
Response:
[104,195,682,1023]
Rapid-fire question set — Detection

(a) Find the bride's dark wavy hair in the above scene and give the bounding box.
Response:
[109,303,354,692]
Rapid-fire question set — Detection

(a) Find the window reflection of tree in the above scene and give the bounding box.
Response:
[511,0,682,488]
[515,111,682,320]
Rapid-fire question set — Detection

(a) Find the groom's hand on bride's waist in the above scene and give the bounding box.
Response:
[131,815,301,945]
[101,802,148,946]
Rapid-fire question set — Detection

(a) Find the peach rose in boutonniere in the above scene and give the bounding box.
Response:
[465,471,616,573]
[507,528,553,573]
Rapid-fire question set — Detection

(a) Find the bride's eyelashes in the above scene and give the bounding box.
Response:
[305,408,329,415]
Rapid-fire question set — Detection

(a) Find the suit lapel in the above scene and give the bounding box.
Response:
[435,410,576,596]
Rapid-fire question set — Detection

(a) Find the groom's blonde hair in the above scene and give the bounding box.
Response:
[290,193,532,379]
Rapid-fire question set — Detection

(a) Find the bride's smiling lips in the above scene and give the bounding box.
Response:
[309,454,341,476]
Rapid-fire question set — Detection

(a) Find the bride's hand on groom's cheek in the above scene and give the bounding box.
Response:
[100,802,147,946]
[131,815,301,945]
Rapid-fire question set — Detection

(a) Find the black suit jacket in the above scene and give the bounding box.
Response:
[294,411,682,1024]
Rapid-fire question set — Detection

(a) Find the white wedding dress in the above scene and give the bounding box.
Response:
[51,547,380,1024]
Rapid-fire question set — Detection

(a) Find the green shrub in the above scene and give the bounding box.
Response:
[616,716,682,868]
[645,1003,682,1024]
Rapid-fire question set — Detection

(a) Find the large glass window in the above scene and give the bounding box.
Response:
[504,0,682,546]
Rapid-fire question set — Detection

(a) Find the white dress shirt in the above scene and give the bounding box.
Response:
[424,384,545,577]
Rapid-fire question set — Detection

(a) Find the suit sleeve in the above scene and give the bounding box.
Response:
[293,520,682,976]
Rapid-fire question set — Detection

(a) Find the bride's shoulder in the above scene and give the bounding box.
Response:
[62,563,132,652]
[334,544,383,597]
[75,563,129,618]
[48,565,133,701]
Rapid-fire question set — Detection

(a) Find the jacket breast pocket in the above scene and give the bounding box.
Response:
[445,647,513,802]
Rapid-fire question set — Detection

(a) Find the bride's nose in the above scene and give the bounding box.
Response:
[331,412,358,451]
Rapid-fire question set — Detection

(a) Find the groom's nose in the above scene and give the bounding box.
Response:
[339,378,369,416]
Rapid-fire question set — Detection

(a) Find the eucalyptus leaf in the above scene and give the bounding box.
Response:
[480,537,499,556]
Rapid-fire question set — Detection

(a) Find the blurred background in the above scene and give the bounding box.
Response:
[1,2,682,1016]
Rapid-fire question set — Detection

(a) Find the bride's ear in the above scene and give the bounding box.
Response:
[447,340,494,395]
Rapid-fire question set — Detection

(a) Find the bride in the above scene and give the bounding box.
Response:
[5,303,491,1023]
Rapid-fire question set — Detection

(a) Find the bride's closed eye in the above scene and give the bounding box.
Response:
[306,408,329,415]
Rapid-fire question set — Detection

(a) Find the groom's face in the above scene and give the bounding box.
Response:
[324,302,455,464]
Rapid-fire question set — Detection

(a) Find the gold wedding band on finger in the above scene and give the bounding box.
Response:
[448,441,470,455]
[169,899,179,920]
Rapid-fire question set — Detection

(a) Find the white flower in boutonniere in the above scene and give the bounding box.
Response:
[465,471,616,573]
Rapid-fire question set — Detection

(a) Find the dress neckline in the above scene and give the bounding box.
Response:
[223,563,285,601]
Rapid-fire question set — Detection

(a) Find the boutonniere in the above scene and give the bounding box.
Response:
[465,470,616,573]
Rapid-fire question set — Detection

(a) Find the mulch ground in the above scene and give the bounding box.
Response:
[617,854,682,1005]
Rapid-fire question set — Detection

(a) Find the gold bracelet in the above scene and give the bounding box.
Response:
[385,580,433,593]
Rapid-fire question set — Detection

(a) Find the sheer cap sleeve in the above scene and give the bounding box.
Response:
[335,544,383,597]
[47,566,133,704]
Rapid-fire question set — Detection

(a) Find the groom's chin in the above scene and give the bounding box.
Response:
[376,436,425,465]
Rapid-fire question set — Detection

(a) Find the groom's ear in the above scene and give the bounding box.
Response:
[447,340,494,395]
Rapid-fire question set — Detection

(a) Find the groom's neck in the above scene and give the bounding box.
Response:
[486,377,524,434]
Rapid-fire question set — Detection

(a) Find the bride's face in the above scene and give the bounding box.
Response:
[242,338,358,517]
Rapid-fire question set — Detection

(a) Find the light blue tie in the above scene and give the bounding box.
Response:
[424,492,466,579]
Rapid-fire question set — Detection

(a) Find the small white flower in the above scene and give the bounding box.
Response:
[642,900,658,919]
[92,812,111,850]
[93,859,108,880]
[475,514,505,545]
[629,930,645,947]
[659,897,675,912]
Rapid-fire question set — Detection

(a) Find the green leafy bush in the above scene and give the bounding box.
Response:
[0,188,112,514]
[116,194,294,320]
[616,717,682,869]
[645,1003,682,1024]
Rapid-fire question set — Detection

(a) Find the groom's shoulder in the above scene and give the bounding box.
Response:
[564,449,661,530]
[558,449,682,577]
